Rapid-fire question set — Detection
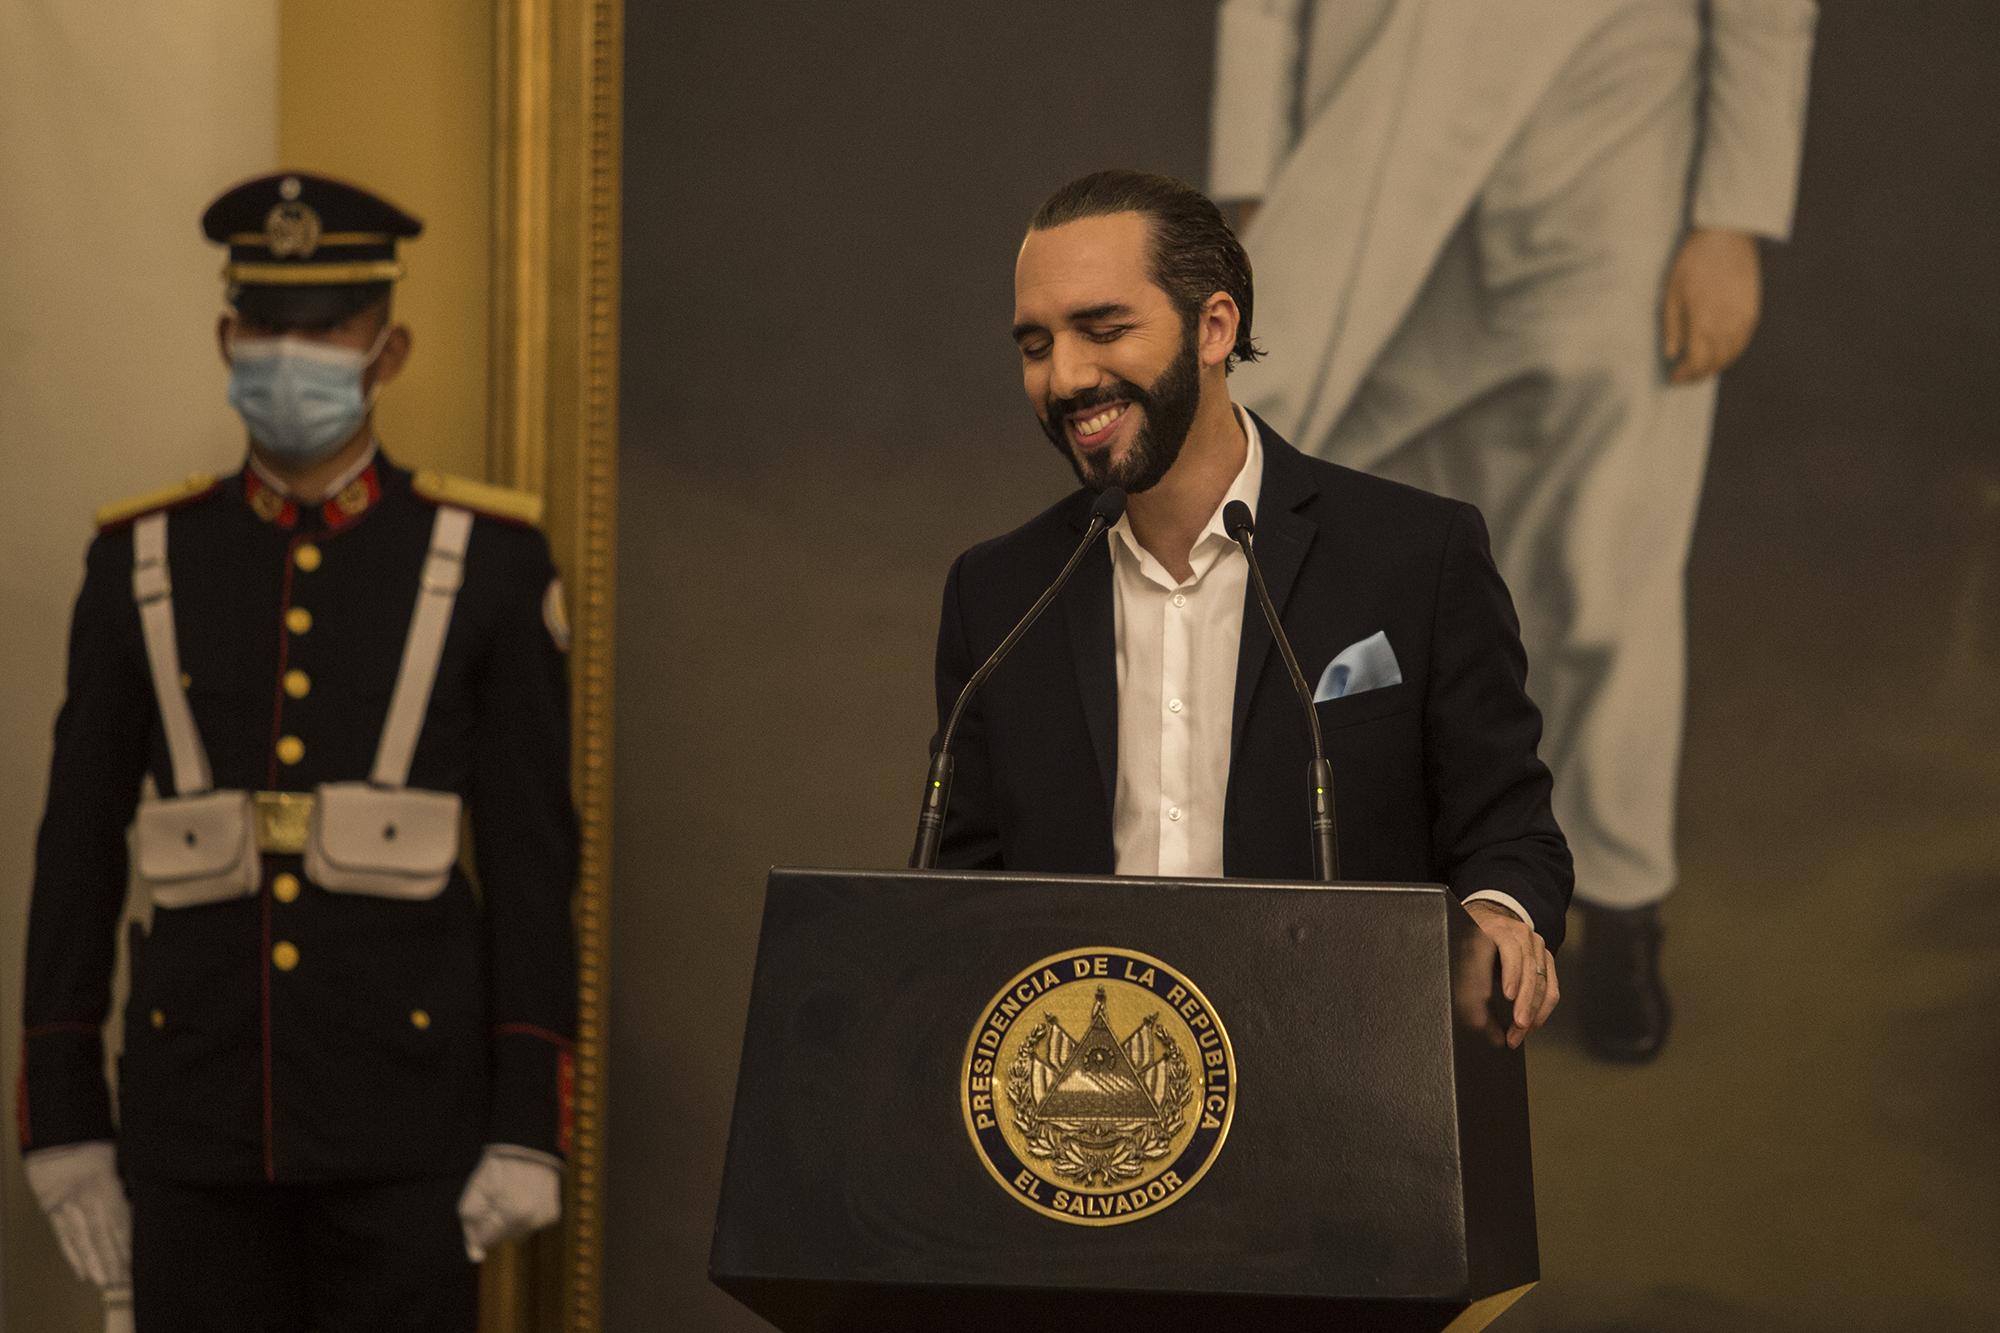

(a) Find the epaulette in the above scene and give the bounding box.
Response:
[94,472,220,529]
[411,469,544,526]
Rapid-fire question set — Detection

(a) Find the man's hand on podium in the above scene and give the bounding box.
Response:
[1465,901,1559,1048]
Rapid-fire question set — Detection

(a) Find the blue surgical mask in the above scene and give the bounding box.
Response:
[227,326,391,463]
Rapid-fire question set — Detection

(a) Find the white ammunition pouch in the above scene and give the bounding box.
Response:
[132,790,260,908]
[128,504,473,908]
[305,783,461,899]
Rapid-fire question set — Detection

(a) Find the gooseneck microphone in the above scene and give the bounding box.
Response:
[909,486,1128,870]
[1223,500,1339,882]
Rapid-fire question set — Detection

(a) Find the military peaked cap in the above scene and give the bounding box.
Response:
[202,171,423,288]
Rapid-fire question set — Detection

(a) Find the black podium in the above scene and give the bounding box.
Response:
[711,868,1538,1331]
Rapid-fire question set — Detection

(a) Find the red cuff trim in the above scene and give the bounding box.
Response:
[493,1022,575,1051]
[558,1051,576,1157]
[22,1021,102,1039]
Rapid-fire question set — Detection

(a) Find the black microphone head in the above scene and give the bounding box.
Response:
[1223,499,1255,543]
[1090,486,1128,526]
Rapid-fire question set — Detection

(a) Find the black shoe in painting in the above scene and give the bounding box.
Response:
[1579,903,1670,1063]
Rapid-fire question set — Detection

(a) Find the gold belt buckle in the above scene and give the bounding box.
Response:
[254,791,315,854]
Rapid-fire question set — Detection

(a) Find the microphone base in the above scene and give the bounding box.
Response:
[907,751,956,870]
[1309,757,1339,882]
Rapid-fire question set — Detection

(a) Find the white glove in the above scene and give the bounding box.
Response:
[22,1140,131,1290]
[104,1285,135,1333]
[457,1144,563,1262]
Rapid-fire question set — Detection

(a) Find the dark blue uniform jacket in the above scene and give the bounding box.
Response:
[20,453,578,1184]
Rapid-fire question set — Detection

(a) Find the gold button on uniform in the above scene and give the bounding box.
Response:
[150,1009,165,1029]
[272,872,301,903]
[179,672,192,689]
[410,1009,431,1031]
[276,735,304,765]
[286,606,312,634]
[294,543,322,572]
[283,669,311,699]
[272,941,300,971]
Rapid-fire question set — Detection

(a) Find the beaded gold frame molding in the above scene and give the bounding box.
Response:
[487,0,621,1328]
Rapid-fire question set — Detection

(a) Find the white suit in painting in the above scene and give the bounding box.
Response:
[1213,0,1815,935]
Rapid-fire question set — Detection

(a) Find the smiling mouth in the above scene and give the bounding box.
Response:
[1068,402,1130,447]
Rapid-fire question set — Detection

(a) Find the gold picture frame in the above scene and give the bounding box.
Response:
[488,0,621,1327]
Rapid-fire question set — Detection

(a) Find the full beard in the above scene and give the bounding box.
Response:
[1039,323,1202,495]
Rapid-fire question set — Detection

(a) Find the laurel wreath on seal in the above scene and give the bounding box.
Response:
[1004,1013,1194,1186]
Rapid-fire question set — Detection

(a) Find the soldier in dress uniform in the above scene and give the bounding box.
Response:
[17,172,579,1332]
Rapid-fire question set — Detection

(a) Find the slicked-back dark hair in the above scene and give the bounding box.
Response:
[1029,169,1263,370]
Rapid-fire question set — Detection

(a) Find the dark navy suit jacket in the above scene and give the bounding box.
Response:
[932,415,1573,949]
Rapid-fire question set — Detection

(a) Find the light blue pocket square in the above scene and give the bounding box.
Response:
[1313,631,1402,702]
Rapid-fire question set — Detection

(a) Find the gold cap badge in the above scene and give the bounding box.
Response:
[264,201,323,259]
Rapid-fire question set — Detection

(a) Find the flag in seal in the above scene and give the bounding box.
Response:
[961,947,1235,1226]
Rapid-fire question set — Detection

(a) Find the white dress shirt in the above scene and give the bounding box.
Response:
[1108,405,1533,927]
[1109,406,1262,879]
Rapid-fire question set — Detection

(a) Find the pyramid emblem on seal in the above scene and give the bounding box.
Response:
[1033,987,1159,1121]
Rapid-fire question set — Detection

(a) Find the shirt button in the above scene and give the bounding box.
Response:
[272,872,301,904]
[1172,593,1187,608]
[283,669,311,699]
[294,543,322,573]
[1168,806,1183,821]
[1168,698,1184,714]
[410,1009,432,1031]
[286,606,312,634]
[272,941,300,972]
[275,735,305,765]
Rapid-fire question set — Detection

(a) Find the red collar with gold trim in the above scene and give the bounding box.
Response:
[243,461,382,531]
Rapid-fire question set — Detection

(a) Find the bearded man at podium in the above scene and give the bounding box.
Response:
[930,170,1570,1046]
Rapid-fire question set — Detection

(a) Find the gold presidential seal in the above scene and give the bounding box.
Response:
[961,947,1235,1226]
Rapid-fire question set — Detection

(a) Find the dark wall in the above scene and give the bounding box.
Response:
[615,4,2000,1329]
[613,7,1212,1329]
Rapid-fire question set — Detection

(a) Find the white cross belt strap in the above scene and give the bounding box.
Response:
[131,511,258,906]
[303,504,471,901]
[132,512,212,796]
[372,505,472,787]
[127,503,474,908]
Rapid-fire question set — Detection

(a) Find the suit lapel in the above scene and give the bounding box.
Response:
[1232,428,1321,751]
[1054,423,1322,841]
[1063,532,1118,817]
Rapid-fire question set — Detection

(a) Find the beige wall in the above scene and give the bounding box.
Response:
[0,5,279,1328]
